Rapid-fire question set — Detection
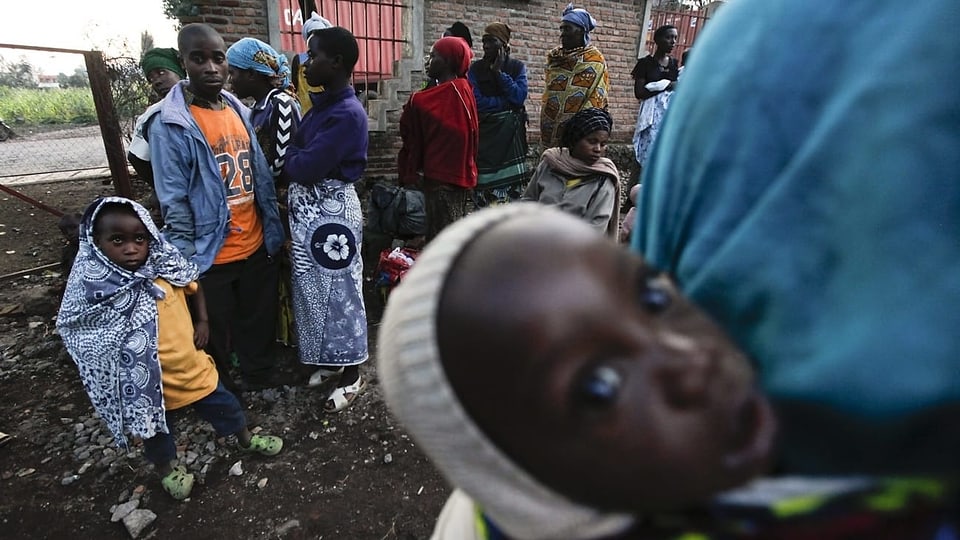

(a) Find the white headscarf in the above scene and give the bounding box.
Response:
[302,11,333,44]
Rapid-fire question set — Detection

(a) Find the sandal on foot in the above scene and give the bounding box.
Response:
[324,376,367,414]
[307,367,343,394]
[161,465,195,500]
[241,434,283,456]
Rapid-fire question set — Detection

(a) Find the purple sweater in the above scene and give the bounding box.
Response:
[284,86,368,184]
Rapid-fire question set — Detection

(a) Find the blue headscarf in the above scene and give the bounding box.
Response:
[226,37,292,90]
[561,3,598,45]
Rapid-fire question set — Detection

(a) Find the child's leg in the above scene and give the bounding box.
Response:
[143,420,195,500]
[191,382,283,455]
[143,430,178,476]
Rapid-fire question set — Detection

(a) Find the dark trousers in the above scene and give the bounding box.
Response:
[143,382,246,466]
[423,181,469,242]
[200,244,279,388]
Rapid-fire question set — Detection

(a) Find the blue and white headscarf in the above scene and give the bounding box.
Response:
[226,37,293,90]
[562,3,598,45]
[57,197,199,448]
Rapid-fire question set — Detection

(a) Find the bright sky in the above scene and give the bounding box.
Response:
[1,0,178,74]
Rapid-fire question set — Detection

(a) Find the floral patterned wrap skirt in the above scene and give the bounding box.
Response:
[287,180,368,366]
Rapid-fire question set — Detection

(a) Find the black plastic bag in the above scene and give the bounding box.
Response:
[367,182,427,237]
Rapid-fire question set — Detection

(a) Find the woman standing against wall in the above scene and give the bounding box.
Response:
[631,25,679,181]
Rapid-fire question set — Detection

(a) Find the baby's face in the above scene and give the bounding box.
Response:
[437,214,776,512]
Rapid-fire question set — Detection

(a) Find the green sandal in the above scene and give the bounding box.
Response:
[161,465,195,500]
[241,434,283,456]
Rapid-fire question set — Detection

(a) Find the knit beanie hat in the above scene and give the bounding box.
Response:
[140,47,185,79]
[484,22,511,46]
[378,203,634,540]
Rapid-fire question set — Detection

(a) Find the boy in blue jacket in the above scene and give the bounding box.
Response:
[149,23,285,394]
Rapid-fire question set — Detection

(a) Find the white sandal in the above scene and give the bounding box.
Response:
[307,367,343,391]
[324,376,367,413]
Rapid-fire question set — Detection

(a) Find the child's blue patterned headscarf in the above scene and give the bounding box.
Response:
[57,197,199,448]
[226,37,292,90]
[561,3,598,45]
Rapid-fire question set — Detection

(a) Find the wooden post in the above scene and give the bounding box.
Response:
[84,51,133,199]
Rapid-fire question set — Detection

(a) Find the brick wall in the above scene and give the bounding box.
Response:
[181,0,647,178]
[181,0,272,45]
[421,0,646,143]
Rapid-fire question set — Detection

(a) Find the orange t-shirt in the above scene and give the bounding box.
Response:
[155,279,219,410]
[191,105,264,264]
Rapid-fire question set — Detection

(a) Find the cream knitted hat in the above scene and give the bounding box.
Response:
[378,203,634,540]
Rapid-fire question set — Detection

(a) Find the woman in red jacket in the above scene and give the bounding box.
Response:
[398,36,479,241]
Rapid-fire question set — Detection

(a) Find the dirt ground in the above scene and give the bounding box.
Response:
[0,177,450,539]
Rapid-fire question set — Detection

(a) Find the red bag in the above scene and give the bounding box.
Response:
[374,247,419,300]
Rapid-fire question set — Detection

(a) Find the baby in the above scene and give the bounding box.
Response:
[378,203,777,538]
[57,197,283,501]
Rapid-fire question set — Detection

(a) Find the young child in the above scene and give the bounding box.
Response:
[378,203,777,538]
[619,183,640,243]
[282,26,369,412]
[57,197,283,501]
[398,35,479,241]
[381,204,960,538]
[521,107,620,238]
[149,24,285,393]
[57,212,82,272]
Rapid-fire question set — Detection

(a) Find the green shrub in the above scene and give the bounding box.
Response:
[0,87,96,125]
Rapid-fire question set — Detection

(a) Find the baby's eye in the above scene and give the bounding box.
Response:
[111,237,123,245]
[639,283,671,313]
[577,366,621,407]
[135,235,147,243]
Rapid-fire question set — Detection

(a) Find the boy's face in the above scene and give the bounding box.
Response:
[569,128,609,165]
[146,67,181,98]
[305,37,338,87]
[94,211,150,272]
[181,32,228,101]
[437,213,776,512]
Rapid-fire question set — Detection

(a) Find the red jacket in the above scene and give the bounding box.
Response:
[398,78,478,188]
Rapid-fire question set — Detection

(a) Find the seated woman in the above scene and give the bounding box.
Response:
[467,22,530,207]
[522,108,620,237]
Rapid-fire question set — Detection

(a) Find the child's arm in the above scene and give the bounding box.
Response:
[190,282,210,349]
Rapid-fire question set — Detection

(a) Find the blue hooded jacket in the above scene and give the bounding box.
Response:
[148,81,284,272]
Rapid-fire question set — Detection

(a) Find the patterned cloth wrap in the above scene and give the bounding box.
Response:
[226,37,293,90]
[541,45,609,147]
[56,197,199,448]
[287,181,368,366]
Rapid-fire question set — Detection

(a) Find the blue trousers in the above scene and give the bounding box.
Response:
[142,382,246,466]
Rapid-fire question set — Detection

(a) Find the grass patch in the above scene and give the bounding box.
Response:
[0,86,96,125]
